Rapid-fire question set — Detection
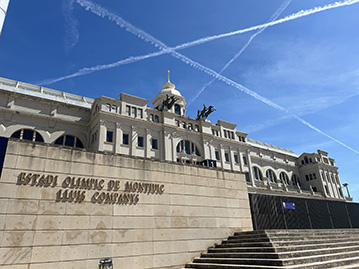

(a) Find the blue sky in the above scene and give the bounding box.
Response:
[1,0,359,200]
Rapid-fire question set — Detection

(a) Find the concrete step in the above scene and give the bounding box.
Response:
[203,244,359,259]
[185,229,359,268]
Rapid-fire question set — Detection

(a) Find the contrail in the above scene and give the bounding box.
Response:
[187,0,292,107]
[40,0,359,86]
[42,0,359,154]
[36,50,166,85]
[294,115,359,155]
[173,0,359,51]
[62,0,80,54]
[77,0,359,155]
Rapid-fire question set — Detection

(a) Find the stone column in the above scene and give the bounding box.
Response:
[130,126,137,156]
[98,120,106,152]
[246,149,255,187]
[115,123,122,154]
[145,129,151,159]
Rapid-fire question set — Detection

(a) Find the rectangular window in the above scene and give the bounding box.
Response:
[223,131,227,138]
[106,104,111,111]
[215,150,220,161]
[243,156,247,165]
[132,107,136,117]
[149,114,154,121]
[195,125,199,132]
[305,175,309,181]
[245,173,250,182]
[111,105,117,113]
[138,136,144,147]
[225,152,229,162]
[122,133,129,145]
[126,105,131,116]
[106,131,113,143]
[176,120,180,127]
[152,139,158,150]
[137,108,143,118]
[188,123,193,130]
[313,173,317,179]
[234,154,238,163]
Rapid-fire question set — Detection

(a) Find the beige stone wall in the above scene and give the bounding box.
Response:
[0,140,252,269]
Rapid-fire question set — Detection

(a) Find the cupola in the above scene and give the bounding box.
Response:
[152,70,186,116]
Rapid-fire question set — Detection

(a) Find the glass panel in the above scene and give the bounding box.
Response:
[152,139,158,149]
[11,130,21,139]
[138,136,144,147]
[185,140,190,154]
[23,129,34,141]
[35,132,44,142]
[55,136,64,145]
[123,134,129,145]
[137,108,143,118]
[174,104,181,115]
[65,135,75,147]
[76,138,84,148]
[106,131,113,143]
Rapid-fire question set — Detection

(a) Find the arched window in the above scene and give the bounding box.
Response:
[291,174,300,186]
[304,156,308,163]
[176,140,200,156]
[253,167,262,181]
[174,104,181,115]
[55,135,84,149]
[279,172,289,185]
[266,169,276,182]
[11,129,44,142]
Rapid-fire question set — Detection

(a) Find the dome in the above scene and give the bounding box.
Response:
[160,70,182,97]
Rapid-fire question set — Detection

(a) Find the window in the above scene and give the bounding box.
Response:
[242,156,247,165]
[137,108,143,118]
[138,136,144,147]
[91,131,97,144]
[234,154,238,163]
[188,123,193,131]
[54,135,83,148]
[149,114,154,121]
[182,122,186,129]
[215,150,220,160]
[123,133,129,145]
[304,156,309,163]
[266,169,276,182]
[292,174,300,186]
[154,115,159,123]
[176,140,200,156]
[152,139,158,150]
[280,172,289,185]
[245,173,250,182]
[174,104,181,115]
[106,104,111,111]
[195,125,199,132]
[11,129,44,143]
[106,131,113,143]
[225,152,229,162]
[312,187,317,192]
[306,175,309,181]
[131,107,136,117]
[253,167,262,180]
[126,105,130,116]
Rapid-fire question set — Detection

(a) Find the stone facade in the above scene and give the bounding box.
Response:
[0,140,252,268]
[0,75,346,201]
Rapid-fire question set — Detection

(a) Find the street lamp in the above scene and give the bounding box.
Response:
[343,183,351,198]
[99,258,113,269]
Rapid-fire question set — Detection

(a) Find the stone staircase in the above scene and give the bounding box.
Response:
[184,229,359,268]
